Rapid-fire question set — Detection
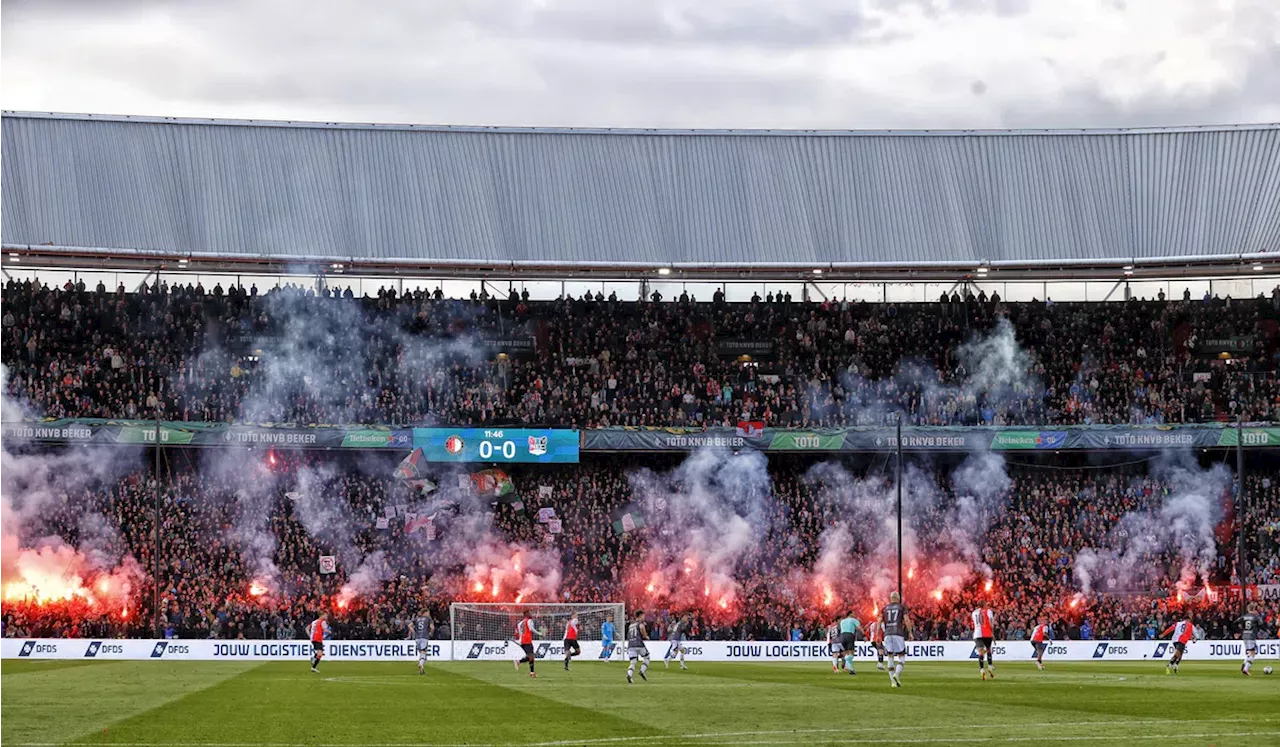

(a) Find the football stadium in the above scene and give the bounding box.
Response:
[2,111,1280,746]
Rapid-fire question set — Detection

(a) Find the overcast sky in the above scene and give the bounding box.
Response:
[3,0,1278,130]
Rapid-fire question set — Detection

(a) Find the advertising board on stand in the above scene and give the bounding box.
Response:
[6,639,1276,662]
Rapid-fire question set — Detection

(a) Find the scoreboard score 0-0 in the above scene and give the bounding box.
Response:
[412,428,579,463]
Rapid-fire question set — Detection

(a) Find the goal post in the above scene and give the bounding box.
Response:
[450,602,625,662]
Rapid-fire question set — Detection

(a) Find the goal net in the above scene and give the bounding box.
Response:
[450,602,625,661]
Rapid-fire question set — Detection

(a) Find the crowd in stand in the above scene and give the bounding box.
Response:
[3,277,1279,428]
[3,452,1276,645]
[3,277,1278,646]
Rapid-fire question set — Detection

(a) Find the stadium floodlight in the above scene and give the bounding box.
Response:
[450,602,624,661]
[812,268,823,275]
[7,253,17,262]
[657,267,671,275]
[177,258,188,265]
[976,267,988,275]
[1123,265,1134,270]
[1255,264,1265,271]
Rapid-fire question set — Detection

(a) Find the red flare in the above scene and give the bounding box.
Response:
[907,568,916,581]
[984,580,993,593]
[931,589,943,601]
[249,581,267,597]
[473,582,484,593]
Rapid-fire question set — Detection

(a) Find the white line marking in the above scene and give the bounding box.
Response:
[14,718,1277,747]
[688,734,1280,746]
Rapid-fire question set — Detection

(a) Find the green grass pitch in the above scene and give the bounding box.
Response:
[2,659,1276,747]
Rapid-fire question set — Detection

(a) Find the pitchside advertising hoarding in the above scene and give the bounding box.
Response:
[5,638,1276,662]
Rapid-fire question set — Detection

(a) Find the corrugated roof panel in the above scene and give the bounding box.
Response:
[2,113,1278,265]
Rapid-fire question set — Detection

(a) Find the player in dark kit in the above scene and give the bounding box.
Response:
[412,615,434,675]
[881,592,910,688]
[626,610,650,684]
[1240,605,1265,676]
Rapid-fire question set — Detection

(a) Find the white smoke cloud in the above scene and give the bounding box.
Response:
[627,449,773,610]
[1074,454,1231,595]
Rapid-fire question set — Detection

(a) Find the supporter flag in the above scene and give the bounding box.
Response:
[375,517,390,530]
[611,503,647,535]
[406,478,437,497]
[548,518,563,535]
[394,448,426,480]
[319,555,337,574]
[736,420,766,439]
[470,468,514,498]
[285,491,302,501]
[538,507,556,523]
[538,485,553,500]
[406,514,434,535]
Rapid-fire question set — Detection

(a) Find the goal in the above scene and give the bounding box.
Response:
[450,602,625,661]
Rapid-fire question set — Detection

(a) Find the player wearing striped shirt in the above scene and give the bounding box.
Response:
[1161,618,1195,675]
[307,612,331,673]
[515,610,541,678]
[563,613,581,671]
[1029,619,1052,671]
[972,606,997,680]
[866,619,886,671]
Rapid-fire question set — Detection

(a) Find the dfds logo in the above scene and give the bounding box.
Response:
[970,644,1006,658]
[466,641,510,659]
[151,642,169,658]
[149,642,191,658]
[1152,643,1169,659]
[84,642,125,658]
[19,639,57,654]
[18,641,57,657]
[535,643,564,658]
[1092,643,1109,659]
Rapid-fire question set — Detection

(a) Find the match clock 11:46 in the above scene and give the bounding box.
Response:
[412,428,580,463]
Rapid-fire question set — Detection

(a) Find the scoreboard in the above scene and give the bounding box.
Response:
[412,428,579,463]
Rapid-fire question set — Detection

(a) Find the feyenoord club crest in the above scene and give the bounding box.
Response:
[444,435,465,454]
[527,435,548,456]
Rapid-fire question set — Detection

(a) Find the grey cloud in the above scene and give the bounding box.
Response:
[2,0,1278,130]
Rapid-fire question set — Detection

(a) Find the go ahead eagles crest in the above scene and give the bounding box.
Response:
[527,435,548,456]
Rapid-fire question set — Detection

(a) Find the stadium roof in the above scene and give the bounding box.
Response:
[2,111,1278,279]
